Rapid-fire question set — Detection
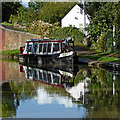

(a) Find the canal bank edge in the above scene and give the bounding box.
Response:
[78,57,120,71]
[1,50,120,71]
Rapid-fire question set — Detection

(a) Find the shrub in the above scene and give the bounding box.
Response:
[50,26,85,45]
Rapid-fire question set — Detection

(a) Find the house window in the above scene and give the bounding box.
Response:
[80,9,83,14]
[77,8,79,13]
[75,17,78,20]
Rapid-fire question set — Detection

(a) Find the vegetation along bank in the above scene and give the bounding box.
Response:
[1,2,120,67]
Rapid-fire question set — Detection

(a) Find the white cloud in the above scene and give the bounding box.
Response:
[34,87,75,108]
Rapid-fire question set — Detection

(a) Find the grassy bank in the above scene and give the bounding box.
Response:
[0,49,19,59]
[80,52,120,63]
[1,22,13,26]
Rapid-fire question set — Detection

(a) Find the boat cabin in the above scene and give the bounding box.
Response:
[20,38,74,55]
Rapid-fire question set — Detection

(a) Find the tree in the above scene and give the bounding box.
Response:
[87,2,120,52]
[2,2,22,22]
[37,2,76,24]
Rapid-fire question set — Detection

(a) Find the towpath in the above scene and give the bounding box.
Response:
[74,45,97,56]
[75,45,120,70]
[74,45,98,64]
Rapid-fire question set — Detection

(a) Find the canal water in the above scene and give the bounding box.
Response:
[1,60,120,118]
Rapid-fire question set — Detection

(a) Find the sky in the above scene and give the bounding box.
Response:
[21,0,30,7]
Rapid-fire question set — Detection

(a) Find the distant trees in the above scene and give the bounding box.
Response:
[2,2,22,22]
[3,2,120,52]
[9,2,76,26]
[37,2,76,24]
[50,26,85,45]
[86,2,120,52]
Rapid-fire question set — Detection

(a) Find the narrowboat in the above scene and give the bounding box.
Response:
[19,37,78,65]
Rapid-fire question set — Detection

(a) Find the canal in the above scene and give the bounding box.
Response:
[1,60,120,118]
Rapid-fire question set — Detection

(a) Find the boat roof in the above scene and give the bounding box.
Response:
[27,39,63,43]
[26,37,74,43]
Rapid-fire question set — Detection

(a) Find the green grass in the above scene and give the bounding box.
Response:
[1,22,13,26]
[80,54,120,63]
[0,49,20,57]
[98,57,120,62]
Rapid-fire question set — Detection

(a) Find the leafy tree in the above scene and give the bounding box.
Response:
[10,2,76,26]
[9,2,45,26]
[50,26,85,45]
[87,2,120,52]
[37,2,76,24]
[2,2,22,22]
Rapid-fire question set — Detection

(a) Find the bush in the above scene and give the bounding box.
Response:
[28,20,55,37]
[50,26,85,45]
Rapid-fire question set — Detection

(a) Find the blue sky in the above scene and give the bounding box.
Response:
[21,0,30,7]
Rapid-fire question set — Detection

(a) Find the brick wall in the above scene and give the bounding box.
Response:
[1,61,26,84]
[0,25,43,50]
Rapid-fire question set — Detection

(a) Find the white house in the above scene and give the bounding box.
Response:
[61,4,90,35]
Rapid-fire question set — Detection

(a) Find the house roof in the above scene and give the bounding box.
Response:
[62,4,90,20]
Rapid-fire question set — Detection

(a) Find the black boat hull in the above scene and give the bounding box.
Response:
[19,53,78,65]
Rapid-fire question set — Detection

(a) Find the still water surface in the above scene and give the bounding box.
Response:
[1,61,120,118]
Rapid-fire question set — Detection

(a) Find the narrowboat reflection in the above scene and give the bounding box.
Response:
[20,63,89,102]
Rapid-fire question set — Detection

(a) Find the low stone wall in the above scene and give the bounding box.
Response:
[0,25,44,51]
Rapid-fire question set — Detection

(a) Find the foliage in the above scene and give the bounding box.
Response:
[50,26,85,45]
[87,2,120,53]
[10,2,76,26]
[85,2,102,18]
[1,49,19,57]
[28,20,55,37]
[9,3,42,26]
[80,54,120,63]
[2,2,22,22]
[37,2,76,24]
[97,57,120,62]
[1,22,13,26]
[2,63,120,117]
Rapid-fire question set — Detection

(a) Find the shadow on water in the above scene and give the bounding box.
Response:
[1,60,120,118]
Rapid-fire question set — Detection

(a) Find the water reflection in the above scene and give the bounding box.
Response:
[1,61,120,118]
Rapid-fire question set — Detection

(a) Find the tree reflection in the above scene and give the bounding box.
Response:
[85,68,120,118]
[2,81,37,118]
[2,66,120,118]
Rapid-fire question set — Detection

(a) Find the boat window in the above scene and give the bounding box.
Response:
[28,45,32,52]
[39,44,42,53]
[39,71,42,81]
[43,71,47,81]
[47,73,51,83]
[53,74,60,84]
[47,43,52,53]
[43,44,47,53]
[34,70,38,80]
[34,43,38,53]
[53,43,59,52]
